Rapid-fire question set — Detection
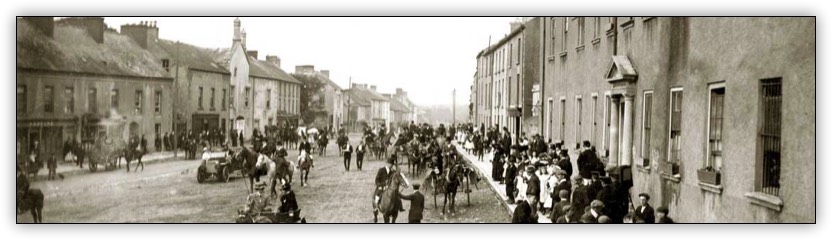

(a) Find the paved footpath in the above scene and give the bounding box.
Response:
[34,150,186,180]
[454,144,552,223]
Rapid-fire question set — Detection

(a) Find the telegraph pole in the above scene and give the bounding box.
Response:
[452,88,456,125]
[347,76,352,132]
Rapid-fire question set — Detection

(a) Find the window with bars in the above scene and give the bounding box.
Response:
[198,87,204,110]
[135,90,143,114]
[758,78,782,196]
[155,90,162,114]
[668,89,683,164]
[707,84,725,169]
[642,91,653,162]
[88,88,97,113]
[210,88,216,110]
[17,85,26,114]
[65,87,74,114]
[44,86,54,113]
[221,88,227,110]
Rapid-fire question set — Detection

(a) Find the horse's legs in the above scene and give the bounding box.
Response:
[373,209,379,223]
[36,207,43,223]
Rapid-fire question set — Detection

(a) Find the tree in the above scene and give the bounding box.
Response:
[291,73,328,126]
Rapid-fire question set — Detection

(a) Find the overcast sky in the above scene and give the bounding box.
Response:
[102,17,518,107]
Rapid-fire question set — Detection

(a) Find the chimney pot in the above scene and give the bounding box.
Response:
[246,50,258,59]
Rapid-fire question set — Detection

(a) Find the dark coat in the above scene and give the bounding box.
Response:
[526,174,541,200]
[375,167,391,188]
[577,150,596,179]
[343,144,353,158]
[588,181,603,202]
[279,191,298,213]
[596,186,624,223]
[549,200,570,222]
[657,216,675,223]
[570,185,591,220]
[557,158,573,178]
[580,211,599,223]
[634,204,655,223]
[511,200,537,223]
[554,180,572,202]
[399,191,425,221]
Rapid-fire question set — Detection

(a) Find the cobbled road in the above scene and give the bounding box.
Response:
[18,134,508,223]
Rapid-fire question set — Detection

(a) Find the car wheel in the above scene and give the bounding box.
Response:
[222,167,230,182]
[197,168,205,183]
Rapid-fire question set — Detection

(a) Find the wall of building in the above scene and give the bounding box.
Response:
[536,17,814,223]
[178,69,230,134]
[228,45,251,138]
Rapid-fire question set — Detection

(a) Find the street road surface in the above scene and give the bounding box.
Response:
[18,134,508,223]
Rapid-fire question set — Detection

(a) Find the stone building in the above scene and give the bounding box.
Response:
[294,65,347,131]
[17,17,174,159]
[534,17,814,222]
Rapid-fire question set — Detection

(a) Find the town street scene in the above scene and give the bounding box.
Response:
[16,17,815,223]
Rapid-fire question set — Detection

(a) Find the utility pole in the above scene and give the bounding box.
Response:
[173,41,180,158]
[347,76,351,132]
[452,88,456,125]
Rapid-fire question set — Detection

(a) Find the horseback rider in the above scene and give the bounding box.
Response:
[278,184,299,213]
[17,165,30,197]
[375,158,405,212]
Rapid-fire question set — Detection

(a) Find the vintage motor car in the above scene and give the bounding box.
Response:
[197,151,235,183]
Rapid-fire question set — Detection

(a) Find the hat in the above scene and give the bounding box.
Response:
[525,165,535,173]
[598,216,611,223]
[657,206,669,214]
[591,171,601,178]
[412,183,421,190]
[604,165,617,173]
[591,200,605,208]
[559,190,569,199]
[387,158,395,165]
[254,182,267,190]
[638,193,651,200]
[203,147,209,152]
[282,184,292,191]
[571,175,583,181]
[556,170,567,176]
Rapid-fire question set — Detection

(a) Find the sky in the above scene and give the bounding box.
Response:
[102,17,519,107]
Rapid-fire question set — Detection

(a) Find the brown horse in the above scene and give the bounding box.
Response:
[234,147,262,193]
[17,188,44,223]
[297,150,313,187]
[374,168,408,223]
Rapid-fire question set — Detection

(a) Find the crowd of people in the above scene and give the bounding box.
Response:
[452,123,675,224]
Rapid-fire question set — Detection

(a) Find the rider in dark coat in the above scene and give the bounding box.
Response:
[278,184,299,213]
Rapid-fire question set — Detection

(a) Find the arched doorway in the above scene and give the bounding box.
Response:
[129,121,140,138]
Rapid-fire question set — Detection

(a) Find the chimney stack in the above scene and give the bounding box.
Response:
[294,65,315,75]
[241,29,247,49]
[57,17,105,44]
[120,20,159,49]
[233,18,241,46]
[266,55,281,68]
[23,17,54,38]
[246,50,258,59]
[510,20,523,32]
[320,70,330,78]
[370,85,377,91]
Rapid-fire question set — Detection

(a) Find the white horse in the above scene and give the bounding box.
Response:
[255,153,295,196]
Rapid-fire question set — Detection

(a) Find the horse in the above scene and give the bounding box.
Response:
[297,150,313,187]
[234,147,260,192]
[25,154,42,181]
[374,168,408,223]
[125,146,145,172]
[441,164,465,215]
[17,188,44,223]
[316,135,328,156]
[255,153,295,196]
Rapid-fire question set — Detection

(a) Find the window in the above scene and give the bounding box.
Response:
[758,78,782,196]
[17,85,26,114]
[44,86,54,113]
[706,84,725,170]
[266,89,271,109]
[111,89,119,110]
[135,90,143,114]
[221,89,227,110]
[517,38,521,65]
[155,123,161,138]
[592,94,598,145]
[508,44,512,68]
[547,98,554,140]
[154,90,162,114]
[64,87,74,114]
[210,88,216,110]
[668,88,683,164]
[603,93,611,154]
[245,87,251,107]
[161,59,170,72]
[594,17,601,39]
[88,88,97,113]
[550,18,557,56]
[642,91,653,162]
[198,87,203,110]
[230,86,235,107]
[234,67,237,77]
[577,17,585,46]
[560,98,566,141]
[576,96,582,145]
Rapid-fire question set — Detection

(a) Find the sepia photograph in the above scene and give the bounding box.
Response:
[14,15,816,224]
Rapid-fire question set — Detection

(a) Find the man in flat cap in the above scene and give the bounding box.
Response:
[634,193,655,223]
[596,176,624,223]
[549,189,572,222]
[399,183,425,223]
[504,156,519,203]
[569,174,591,221]
[580,200,605,223]
[246,182,270,215]
[555,205,577,223]
[656,206,675,223]
[524,165,541,216]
